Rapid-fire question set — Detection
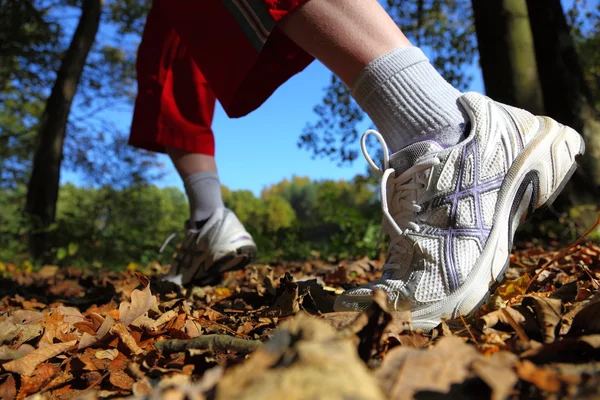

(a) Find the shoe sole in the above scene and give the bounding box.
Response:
[188,245,257,287]
[411,118,585,331]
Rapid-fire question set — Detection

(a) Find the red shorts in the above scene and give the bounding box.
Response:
[129,0,313,155]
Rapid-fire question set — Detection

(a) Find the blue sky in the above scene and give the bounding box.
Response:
[62,55,484,195]
[61,0,584,196]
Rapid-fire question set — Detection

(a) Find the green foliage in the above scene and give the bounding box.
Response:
[1,177,381,268]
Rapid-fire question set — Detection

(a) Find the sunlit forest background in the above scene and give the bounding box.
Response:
[1,0,599,270]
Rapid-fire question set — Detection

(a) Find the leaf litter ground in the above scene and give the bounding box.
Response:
[1,231,600,399]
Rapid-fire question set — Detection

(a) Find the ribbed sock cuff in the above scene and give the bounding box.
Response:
[184,172,224,222]
[351,47,467,152]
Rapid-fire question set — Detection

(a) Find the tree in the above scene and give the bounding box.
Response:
[472,0,544,114]
[3,0,158,260]
[526,0,600,195]
[26,0,103,260]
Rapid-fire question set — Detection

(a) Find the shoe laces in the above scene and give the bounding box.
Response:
[159,221,196,254]
[361,130,440,267]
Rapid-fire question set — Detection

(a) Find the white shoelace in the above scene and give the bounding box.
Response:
[361,130,440,266]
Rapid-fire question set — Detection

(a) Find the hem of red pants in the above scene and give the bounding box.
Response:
[128,126,216,156]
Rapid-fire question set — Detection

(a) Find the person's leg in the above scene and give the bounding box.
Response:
[130,1,257,286]
[166,148,224,223]
[278,0,467,152]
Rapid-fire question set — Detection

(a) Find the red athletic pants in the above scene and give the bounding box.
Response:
[129,0,313,156]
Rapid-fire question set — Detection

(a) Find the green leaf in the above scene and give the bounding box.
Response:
[67,242,79,256]
[56,247,67,261]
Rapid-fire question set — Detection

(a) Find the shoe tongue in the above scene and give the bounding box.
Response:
[388,140,444,174]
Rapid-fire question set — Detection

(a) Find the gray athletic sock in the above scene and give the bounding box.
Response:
[184,172,224,223]
[351,47,467,153]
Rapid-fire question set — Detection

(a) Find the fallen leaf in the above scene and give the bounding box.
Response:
[2,340,76,376]
[111,322,143,355]
[568,301,600,335]
[95,349,119,360]
[0,343,34,360]
[516,360,561,392]
[376,337,517,400]
[119,285,157,327]
[79,315,115,350]
[480,306,525,330]
[268,273,299,317]
[0,375,16,400]
[496,274,531,300]
[19,362,57,396]
[216,313,385,400]
[523,295,562,343]
[109,369,134,390]
[132,380,153,396]
[0,320,19,344]
[183,319,203,338]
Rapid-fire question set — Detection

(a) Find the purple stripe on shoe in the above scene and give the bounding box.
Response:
[231,236,252,244]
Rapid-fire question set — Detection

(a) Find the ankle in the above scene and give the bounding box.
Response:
[184,172,224,222]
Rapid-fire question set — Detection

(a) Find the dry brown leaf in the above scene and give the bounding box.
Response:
[376,336,517,400]
[10,310,44,325]
[216,313,385,400]
[472,351,519,400]
[269,273,300,317]
[134,309,178,331]
[0,375,16,400]
[480,306,525,329]
[516,360,561,392]
[0,343,34,360]
[95,349,119,360]
[394,331,430,349]
[497,274,531,300]
[321,312,362,330]
[79,315,115,350]
[132,380,153,396]
[15,323,43,346]
[39,309,78,347]
[184,319,203,338]
[56,306,85,323]
[568,301,600,335]
[2,340,76,376]
[0,320,20,344]
[110,369,135,390]
[523,295,562,343]
[36,265,59,279]
[111,322,143,355]
[19,362,57,396]
[119,284,157,327]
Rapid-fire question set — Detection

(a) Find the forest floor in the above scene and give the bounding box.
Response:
[1,230,600,399]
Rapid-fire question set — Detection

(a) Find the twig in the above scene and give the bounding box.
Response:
[458,313,479,348]
[155,335,262,355]
[525,213,600,293]
[501,308,529,342]
[81,371,109,394]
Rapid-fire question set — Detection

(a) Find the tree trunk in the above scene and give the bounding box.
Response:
[472,0,544,114]
[526,0,600,198]
[26,0,102,260]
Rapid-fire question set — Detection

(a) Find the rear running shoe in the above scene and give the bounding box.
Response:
[162,208,257,286]
[334,92,585,330]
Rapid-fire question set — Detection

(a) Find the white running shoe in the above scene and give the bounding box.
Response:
[334,92,585,330]
[162,208,257,286]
